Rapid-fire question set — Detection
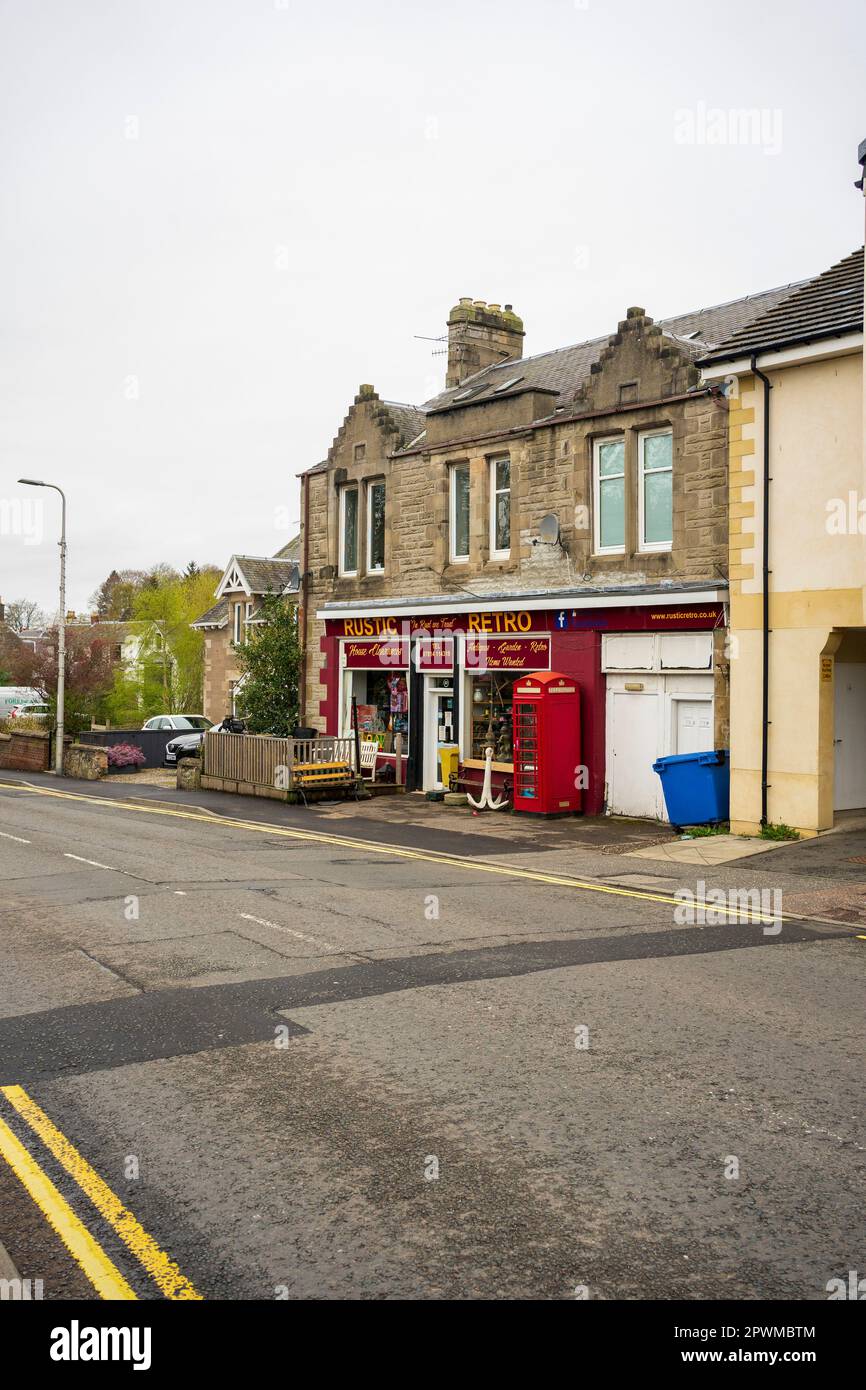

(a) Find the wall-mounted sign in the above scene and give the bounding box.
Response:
[821,657,833,683]
[466,635,551,671]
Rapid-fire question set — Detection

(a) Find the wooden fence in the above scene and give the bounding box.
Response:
[202,732,356,790]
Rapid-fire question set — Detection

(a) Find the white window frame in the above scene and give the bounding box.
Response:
[489,455,511,559]
[449,462,470,563]
[339,484,359,576]
[366,479,385,573]
[593,435,626,556]
[638,427,673,553]
[233,602,242,644]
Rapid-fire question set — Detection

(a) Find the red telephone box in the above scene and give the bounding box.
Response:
[512,671,581,815]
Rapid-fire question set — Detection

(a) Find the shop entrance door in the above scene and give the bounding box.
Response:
[423,679,455,790]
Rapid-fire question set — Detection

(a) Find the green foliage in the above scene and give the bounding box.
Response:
[233,595,301,736]
[760,822,800,841]
[682,822,730,837]
[112,566,221,718]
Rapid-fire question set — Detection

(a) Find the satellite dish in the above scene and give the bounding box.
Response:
[538,513,561,545]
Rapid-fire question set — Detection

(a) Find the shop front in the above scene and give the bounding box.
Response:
[316,595,726,814]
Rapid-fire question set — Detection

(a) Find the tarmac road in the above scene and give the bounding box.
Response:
[0,773,863,1301]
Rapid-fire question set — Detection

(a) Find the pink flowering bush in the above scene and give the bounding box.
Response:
[106,742,146,768]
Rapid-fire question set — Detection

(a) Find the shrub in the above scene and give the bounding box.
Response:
[760,822,800,841]
[106,742,146,768]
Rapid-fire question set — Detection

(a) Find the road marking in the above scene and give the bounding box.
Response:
[64,852,120,871]
[0,1111,136,1300]
[0,830,30,843]
[1,1085,203,1301]
[0,782,808,927]
[239,911,335,952]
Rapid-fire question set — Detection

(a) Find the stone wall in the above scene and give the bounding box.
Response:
[202,626,241,724]
[63,743,107,780]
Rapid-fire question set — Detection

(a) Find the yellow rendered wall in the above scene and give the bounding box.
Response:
[728,354,863,836]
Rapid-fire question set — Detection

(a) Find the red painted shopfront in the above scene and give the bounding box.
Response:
[315,602,724,815]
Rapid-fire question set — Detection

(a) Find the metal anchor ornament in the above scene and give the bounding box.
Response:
[466,746,509,811]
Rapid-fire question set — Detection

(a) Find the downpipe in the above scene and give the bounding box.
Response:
[750,354,772,827]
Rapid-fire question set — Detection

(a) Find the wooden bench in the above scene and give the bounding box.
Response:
[292,759,360,806]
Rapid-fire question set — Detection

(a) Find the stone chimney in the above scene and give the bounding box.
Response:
[446,298,524,388]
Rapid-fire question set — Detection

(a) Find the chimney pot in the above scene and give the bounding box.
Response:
[445,296,525,389]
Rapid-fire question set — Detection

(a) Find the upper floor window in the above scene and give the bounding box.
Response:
[639,428,673,551]
[593,437,625,554]
[450,463,470,562]
[490,456,510,557]
[233,602,243,644]
[367,480,385,572]
[339,484,359,575]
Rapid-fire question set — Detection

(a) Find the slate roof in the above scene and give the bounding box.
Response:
[416,281,809,426]
[383,401,425,444]
[698,247,864,361]
[234,556,299,594]
[191,599,228,630]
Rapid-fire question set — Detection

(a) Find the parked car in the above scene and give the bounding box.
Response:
[164,717,246,765]
[9,701,50,723]
[142,714,212,732]
[0,687,46,720]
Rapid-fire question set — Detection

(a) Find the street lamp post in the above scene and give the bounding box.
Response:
[18,479,67,774]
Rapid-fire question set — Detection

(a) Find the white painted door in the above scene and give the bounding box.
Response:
[834,665,866,810]
[423,682,455,790]
[674,699,713,755]
[608,690,663,819]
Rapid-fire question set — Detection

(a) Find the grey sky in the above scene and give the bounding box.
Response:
[1,0,864,615]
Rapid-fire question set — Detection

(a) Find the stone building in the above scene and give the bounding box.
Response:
[193,538,300,723]
[299,285,798,816]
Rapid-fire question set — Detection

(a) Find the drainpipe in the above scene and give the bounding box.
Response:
[750,354,772,827]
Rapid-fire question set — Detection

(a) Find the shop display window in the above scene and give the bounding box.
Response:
[344,669,409,751]
[469,672,517,763]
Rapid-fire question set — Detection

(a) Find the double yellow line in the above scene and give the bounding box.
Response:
[0,1085,201,1300]
[1,781,785,924]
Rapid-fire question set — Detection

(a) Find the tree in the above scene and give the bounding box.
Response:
[3,598,46,633]
[90,569,148,620]
[104,564,221,718]
[233,595,301,736]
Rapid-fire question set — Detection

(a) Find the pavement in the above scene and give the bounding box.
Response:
[0,768,863,1301]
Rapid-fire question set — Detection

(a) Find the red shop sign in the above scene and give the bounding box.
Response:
[416,636,454,672]
[343,638,408,668]
[466,635,551,670]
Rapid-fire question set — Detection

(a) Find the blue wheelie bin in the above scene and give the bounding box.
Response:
[652,749,729,828]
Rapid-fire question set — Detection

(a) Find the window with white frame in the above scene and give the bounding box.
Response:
[339,484,359,575]
[233,602,243,644]
[450,463,470,562]
[366,480,385,572]
[639,428,673,550]
[489,456,510,556]
[593,437,625,553]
